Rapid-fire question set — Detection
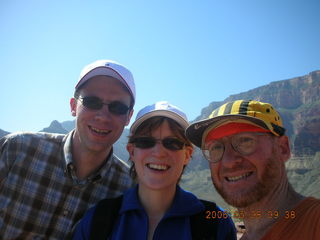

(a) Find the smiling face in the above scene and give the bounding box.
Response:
[127,119,193,191]
[209,133,290,208]
[70,75,133,157]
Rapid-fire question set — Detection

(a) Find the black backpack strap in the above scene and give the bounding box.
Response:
[190,199,218,240]
[89,195,123,240]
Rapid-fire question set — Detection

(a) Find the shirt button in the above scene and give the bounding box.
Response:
[63,210,69,216]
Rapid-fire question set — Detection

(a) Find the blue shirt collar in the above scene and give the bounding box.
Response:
[120,185,204,217]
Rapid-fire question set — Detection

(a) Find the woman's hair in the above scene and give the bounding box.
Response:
[128,116,192,179]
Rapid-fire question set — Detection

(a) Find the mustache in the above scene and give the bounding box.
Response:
[220,165,250,175]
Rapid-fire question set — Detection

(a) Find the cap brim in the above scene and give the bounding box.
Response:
[130,110,189,133]
[186,114,270,148]
[76,67,135,103]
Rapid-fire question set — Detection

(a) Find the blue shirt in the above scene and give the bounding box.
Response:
[73,185,236,240]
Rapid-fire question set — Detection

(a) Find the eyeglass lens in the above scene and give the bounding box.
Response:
[79,96,130,115]
[132,137,185,151]
[203,133,263,162]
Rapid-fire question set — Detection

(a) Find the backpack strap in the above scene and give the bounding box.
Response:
[89,195,123,240]
[190,199,219,240]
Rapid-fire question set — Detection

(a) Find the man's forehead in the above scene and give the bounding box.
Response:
[81,76,131,93]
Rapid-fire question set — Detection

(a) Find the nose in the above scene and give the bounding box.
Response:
[220,142,243,167]
[151,141,167,157]
[94,105,113,122]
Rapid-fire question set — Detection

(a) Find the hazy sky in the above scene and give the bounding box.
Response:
[1,0,319,132]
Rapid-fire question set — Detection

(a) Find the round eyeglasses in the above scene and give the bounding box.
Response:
[202,132,271,163]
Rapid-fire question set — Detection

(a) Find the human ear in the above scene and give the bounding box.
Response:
[126,143,135,160]
[125,109,134,126]
[183,146,194,165]
[70,98,77,117]
[277,136,291,162]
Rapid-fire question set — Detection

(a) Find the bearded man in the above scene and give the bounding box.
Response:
[186,100,320,240]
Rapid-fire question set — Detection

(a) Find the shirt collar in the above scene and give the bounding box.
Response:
[120,185,204,217]
[120,185,144,213]
[165,185,204,217]
[63,130,73,166]
[63,130,114,182]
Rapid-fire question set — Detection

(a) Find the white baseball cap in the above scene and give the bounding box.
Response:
[75,59,136,103]
[130,101,189,133]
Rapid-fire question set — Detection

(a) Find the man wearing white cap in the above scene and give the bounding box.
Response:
[186,100,320,240]
[0,60,135,239]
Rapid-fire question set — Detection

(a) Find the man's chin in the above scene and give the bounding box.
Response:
[214,152,281,208]
[223,192,258,208]
[215,183,267,208]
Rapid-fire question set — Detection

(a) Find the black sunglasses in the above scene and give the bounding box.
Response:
[77,96,130,115]
[131,137,186,151]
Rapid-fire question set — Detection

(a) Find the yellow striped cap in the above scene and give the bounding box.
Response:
[186,100,285,148]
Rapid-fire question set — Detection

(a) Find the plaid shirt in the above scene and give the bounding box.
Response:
[0,131,134,240]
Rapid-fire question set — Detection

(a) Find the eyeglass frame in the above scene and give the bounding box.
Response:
[202,132,273,163]
[75,95,131,116]
[130,136,187,151]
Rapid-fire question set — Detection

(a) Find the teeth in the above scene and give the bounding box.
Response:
[90,126,110,134]
[226,172,252,182]
[147,164,169,171]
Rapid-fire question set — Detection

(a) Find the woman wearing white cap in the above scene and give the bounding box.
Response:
[72,101,236,240]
